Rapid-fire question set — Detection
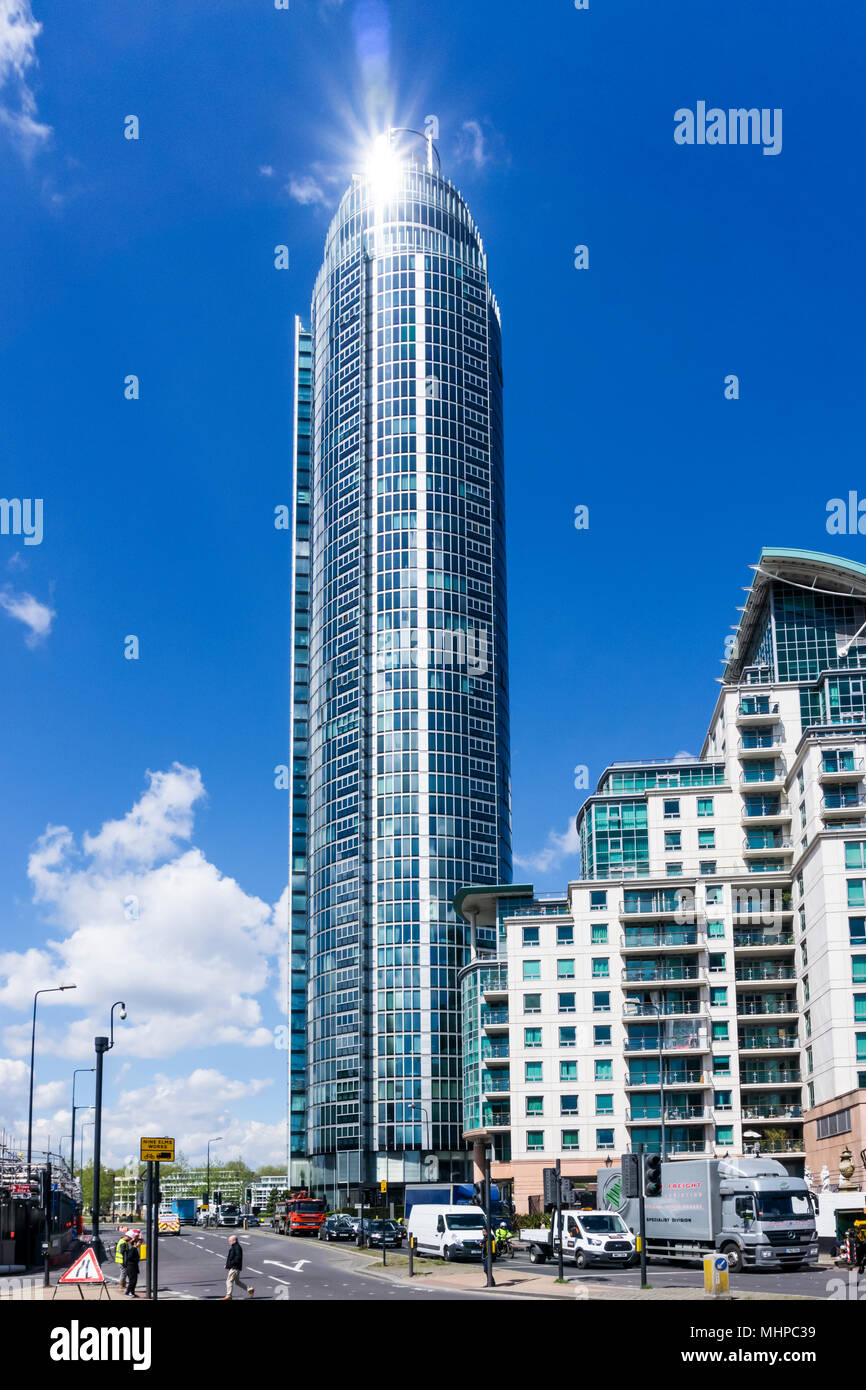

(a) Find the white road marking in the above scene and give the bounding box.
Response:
[264,1259,309,1273]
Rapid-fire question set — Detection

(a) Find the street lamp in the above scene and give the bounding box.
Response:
[91,1001,126,1255]
[402,1102,431,1158]
[207,1138,223,1223]
[79,1118,95,1207]
[27,984,77,1174]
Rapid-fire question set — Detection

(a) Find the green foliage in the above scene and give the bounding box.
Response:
[514,1212,550,1229]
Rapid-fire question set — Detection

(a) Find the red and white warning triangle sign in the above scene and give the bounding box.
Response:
[59,1248,105,1284]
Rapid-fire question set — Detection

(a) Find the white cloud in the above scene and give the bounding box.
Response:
[455,118,509,172]
[0,1,51,156]
[0,587,54,645]
[287,173,328,206]
[0,764,289,1060]
[258,164,274,178]
[514,819,580,875]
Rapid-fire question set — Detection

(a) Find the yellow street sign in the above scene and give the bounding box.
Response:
[140,1136,175,1162]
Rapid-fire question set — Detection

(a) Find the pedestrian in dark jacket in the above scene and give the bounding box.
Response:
[124,1237,141,1298]
[223,1234,254,1299]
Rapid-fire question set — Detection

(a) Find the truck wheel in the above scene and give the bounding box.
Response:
[444,1245,453,1262]
[529,1246,546,1265]
[721,1243,742,1273]
[575,1251,587,1269]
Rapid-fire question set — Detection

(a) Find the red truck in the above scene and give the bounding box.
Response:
[272,1191,326,1237]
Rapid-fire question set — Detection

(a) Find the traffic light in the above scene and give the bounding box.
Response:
[643,1154,662,1198]
[245,1188,253,1205]
[39,1168,52,1211]
[621,1153,641,1199]
[560,1178,577,1208]
[213,1189,222,1206]
[542,1167,559,1213]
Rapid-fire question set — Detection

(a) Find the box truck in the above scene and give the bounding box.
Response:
[598,1157,818,1273]
[403,1183,512,1224]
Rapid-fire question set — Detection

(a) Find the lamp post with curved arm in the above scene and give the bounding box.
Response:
[91,1001,126,1255]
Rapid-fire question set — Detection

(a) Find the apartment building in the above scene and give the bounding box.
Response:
[458,548,866,1211]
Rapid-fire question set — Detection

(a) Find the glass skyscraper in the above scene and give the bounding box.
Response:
[289,131,512,1197]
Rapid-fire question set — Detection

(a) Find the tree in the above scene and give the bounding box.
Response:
[79,1163,118,1220]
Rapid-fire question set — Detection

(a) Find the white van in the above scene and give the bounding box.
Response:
[408,1204,489,1262]
[521,1209,636,1268]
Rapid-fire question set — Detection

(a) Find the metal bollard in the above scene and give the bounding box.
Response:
[408,1234,415,1277]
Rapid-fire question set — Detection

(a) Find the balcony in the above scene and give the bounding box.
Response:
[481,1041,510,1066]
[738,1031,799,1051]
[742,1103,803,1120]
[481,1106,510,1130]
[623,964,702,984]
[481,1008,509,1033]
[666,1141,712,1155]
[740,763,786,792]
[625,998,704,1018]
[737,996,798,1018]
[741,800,791,825]
[735,963,796,983]
[621,928,702,952]
[742,835,794,858]
[818,756,864,782]
[738,732,783,759]
[626,1070,709,1089]
[822,793,866,819]
[755,1139,806,1154]
[740,1069,801,1087]
[736,701,779,726]
[482,1076,510,1096]
[620,891,697,921]
[663,1105,712,1122]
[625,1030,710,1054]
[733,932,795,955]
[732,891,793,919]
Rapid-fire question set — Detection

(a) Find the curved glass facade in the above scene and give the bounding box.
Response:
[293,145,512,1194]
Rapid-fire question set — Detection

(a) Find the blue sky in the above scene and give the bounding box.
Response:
[0,0,863,1167]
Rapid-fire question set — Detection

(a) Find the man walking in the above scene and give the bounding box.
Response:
[223,1234,254,1300]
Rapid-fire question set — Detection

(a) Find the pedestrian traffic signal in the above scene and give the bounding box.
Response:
[542,1167,559,1213]
[643,1154,662,1198]
[560,1178,577,1207]
[621,1154,641,1199]
[245,1188,253,1204]
[213,1190,222,1205]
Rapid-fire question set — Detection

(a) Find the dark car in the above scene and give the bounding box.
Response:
[319,1215,355,1242]
[365,1219,405,1248]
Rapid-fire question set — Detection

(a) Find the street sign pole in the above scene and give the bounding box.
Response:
[152,1161,159,1302]
[144,1161,153,1300]
[555,1157,564,1283]
[638,1149,649,1290]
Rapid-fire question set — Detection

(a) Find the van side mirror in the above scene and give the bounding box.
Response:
[436,1217,445,1233]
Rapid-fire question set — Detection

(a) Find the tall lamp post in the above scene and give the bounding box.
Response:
[27,984,77,1174]
[402,1102,431,1159]
[91,1001,126,1257]
[70,1068,95,1201]
[207,1137,223,1224]
[79,1118,95,1206]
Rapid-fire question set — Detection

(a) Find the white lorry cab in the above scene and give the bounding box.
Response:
[407,1204,490,1261]
[521,1209,637,1268]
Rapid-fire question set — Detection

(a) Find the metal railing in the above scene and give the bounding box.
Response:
[623,966,701,983]
[625,1035,709,1052]
[742,801,790,820]
[737,998,798,1016]
[820,757,864,774]
[742,836,793,852]
[742,1105,803,1120]
[481,1008,508,1025]
[625,1000,703,1017]
[737,702,779,718]
[822,794,866,810]
[740,1070,801,1084]
[622,929,701,949]
[733,932,795,947]
[482,1041,510,1059]
[735,965,796,981]
[738,1034,799,1049]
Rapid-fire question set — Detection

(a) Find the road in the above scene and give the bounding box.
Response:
[498,1243,847,1299]
[91,1225,490,1301]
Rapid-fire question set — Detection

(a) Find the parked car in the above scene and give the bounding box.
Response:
[319,1215,355,1242]
[365,1219,405,1248]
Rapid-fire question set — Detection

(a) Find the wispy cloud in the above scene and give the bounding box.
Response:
[514,819,580,876]
[455,118,509,171]
[0,587,55,646]
[0,1,51,157]
[287,173,328,206]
